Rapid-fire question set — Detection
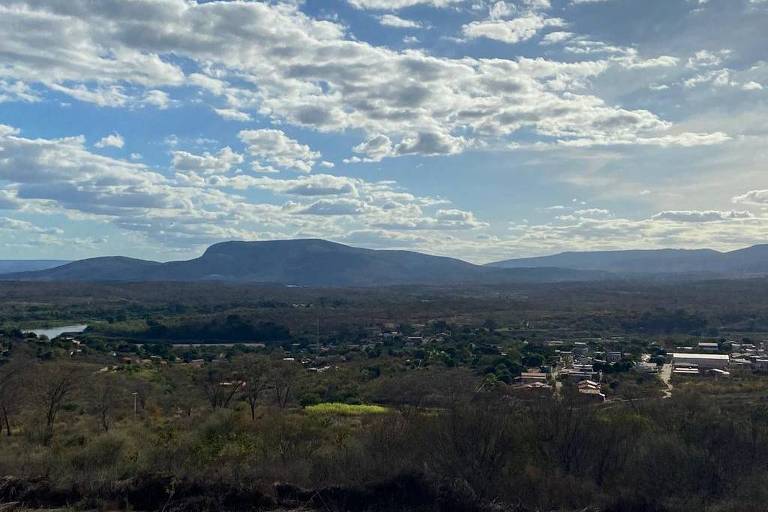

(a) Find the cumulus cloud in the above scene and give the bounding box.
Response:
[213,108,252,122]
[347,0,461,9]
[0,80,40,103]
[0,0,723,164]
[172,147,244,175]
[733,190,768,205]
[297,198,367,216]
[462,14,564,45]
[378,14,422,28]
[505,208,768,256]
[238,129,321,173]
[0,125,487,252]
[94,133,124,149]
[652,210,753,223]
[687,50,730,69]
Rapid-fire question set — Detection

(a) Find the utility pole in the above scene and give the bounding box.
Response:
[132,392,138,417]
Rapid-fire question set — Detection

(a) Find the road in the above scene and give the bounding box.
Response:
[659,363,673,398]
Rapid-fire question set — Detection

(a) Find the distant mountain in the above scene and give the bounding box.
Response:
[487,245,768,276]
[2,239,607,287]
[0,260,71,274]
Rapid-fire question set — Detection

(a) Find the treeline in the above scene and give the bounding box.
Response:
[102,314,292,342]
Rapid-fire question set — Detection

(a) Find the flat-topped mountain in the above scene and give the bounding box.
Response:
[1,239,605,286]
[488,245,768,276]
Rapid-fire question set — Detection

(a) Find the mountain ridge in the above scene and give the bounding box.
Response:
[0,260,71,274]
[0,239,607,287]
[487,244,768,275]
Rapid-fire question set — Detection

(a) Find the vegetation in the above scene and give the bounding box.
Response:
[2,279,768,510]
[305,402,389,416]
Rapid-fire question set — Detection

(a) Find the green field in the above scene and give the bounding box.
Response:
[305,402,389,416]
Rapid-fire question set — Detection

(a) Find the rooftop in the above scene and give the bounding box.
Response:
[672,353,729,360]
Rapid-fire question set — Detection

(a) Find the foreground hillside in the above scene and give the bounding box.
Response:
[2,278,768,510]
[2,239,606,286]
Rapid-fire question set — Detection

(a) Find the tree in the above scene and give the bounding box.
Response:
[35,365,78,446]
[90,374,123,432]
[270,361,300,409]
[240,355,269,420]
[196,366,242,410]
[0,360,22,437]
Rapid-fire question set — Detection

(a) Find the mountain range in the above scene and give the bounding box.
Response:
[0,260,71,274]
[3,240,768,287]
[487,245,768,276]
[0,239,605,287]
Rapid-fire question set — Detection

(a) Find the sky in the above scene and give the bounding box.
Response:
[0,0,766,264]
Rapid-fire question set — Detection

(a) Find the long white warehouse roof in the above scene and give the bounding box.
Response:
[672,353,728,360]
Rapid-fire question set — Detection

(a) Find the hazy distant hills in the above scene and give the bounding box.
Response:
[7,241,768,286]
[0,239,606,287]
[488,245,768,276]
[0,260,70,274]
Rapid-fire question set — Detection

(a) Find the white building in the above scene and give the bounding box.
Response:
[672,353,729,370]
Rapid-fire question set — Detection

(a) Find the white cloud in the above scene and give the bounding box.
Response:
[540,31,574,45]
[0,0,724,159]
[172,147,244,175]
[687,50,730,69]
[297,198,367,216]
[94,133,124,149]
[347,0,461,9]
[462,14,564,44]
[652,210,753,223]
[213,108,252,121]
[238,129,321,173]
[504,208,768,256]
[0,124,487,252]
[0,80,40,103]
[378,14,422,28]
[733,189,768,205]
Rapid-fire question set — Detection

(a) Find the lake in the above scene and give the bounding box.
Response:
[29,324,89,339]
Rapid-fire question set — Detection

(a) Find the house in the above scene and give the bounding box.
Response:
[673,367,700,376]
[606,351,622,363]
[559,368,599,381]
[672,353,729,370]
[635,362,659,373]
[573,342,589,357]
[577,380,605,401]
[698,342,720,353]
[516,372,548,383]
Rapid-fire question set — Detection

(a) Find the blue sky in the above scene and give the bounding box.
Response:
[0,0,766,263]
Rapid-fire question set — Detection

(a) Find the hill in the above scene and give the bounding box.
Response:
[0,260,71,274]
[488,245,768,276]
[2,239,606,286]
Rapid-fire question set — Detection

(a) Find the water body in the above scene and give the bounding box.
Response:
[29,324,88,339]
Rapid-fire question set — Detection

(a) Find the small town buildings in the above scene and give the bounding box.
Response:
[673,367,700,376]
[635,362,659,373]
[577,380,606,401]
[698,342,720,353]
[672,353,729,370]
[573,342,589,357]
[516,372,548,383]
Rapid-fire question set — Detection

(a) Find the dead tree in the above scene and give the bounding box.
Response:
[240,356,269,420]
[37,366,78,446]
[197,367,242,410]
